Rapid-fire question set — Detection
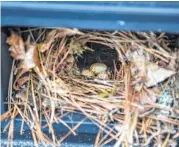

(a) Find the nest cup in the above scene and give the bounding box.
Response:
[1,27,179,147]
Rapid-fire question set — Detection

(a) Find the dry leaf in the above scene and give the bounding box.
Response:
[17,76,29,88]
[66,55,75,64]
[140,89,158,105]
[6,33,25,60]
[134,88,158,114]
[127,48,175,88]
[48,80,69,94]
[16,89,40,108]
[16,89,33,104]
[13,68,29,90]
[166,52,177,71]
[40,28,82,53]
[23,45,39,69]
[40,30,57,53]
[13,45,39,90]
[145,63,176,87]
[126,48,149,78]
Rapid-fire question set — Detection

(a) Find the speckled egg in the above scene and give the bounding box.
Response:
[81,69,95,78]
[97,71,110,80]
[90,63,107,75]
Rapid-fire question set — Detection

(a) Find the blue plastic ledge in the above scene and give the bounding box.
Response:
[2,2,179,33]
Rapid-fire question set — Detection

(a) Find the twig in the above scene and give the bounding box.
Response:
[36,29,46,42]
[0,108,13,121]
[58,117,87,143]
[94,128,102,147]
[28,27,36,42]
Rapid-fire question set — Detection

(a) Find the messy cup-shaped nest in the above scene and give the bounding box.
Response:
[1,27,179,146]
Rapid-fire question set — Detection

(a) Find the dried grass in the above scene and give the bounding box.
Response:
[1,28,179,146]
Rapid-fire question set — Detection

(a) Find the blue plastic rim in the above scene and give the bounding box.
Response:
[2,1,179,33]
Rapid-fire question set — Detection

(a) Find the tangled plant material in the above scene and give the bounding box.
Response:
[1,27,179,146]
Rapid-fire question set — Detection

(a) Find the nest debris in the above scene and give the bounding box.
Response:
[1,27,179,146]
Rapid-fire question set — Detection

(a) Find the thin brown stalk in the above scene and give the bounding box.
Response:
[15,105,34,128]
[36,29,46,42]
[71,96,119,141]
[56,49,70,69]
[161,133,170,147]
[58,117,87,143]
[58,118,77,135]
[98,127,116,146]
[43,111,70,128]
[43,111,57,145]
[8,107,17,146]
[54,37,67,70]
[142,46,169,62]
[20,74,31,135]
[94,128,102,147]
[30,75,39,120]
[8,60,15,112]
[28,27,36,42]
[147,115,179,125]
[0,108,13,121]
[32,130,38,147]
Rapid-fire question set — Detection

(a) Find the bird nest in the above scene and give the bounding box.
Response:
[1,27,179,146]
